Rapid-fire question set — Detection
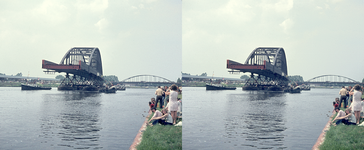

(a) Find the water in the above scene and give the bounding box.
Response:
[0,87,153,150]
[182,87,335,150]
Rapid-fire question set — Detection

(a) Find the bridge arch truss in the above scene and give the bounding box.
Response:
[227,47,289,88]
[306,75,360,83]
[121,75,174,83]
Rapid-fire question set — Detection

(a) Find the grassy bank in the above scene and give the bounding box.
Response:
[136,109,182,150]
[319,107,364,150]
[136,94,182,150]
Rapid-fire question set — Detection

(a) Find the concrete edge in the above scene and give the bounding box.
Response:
[312,111,335,150]
[129,111,152,150]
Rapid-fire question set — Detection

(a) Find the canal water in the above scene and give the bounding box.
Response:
[0,87,153,150]
[182,87,335,150]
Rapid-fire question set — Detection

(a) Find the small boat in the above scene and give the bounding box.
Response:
[21,84,51,90]
[290,87,301,93]
[115,84,126,91]
[99,86,117,93]
[206,84,236,90]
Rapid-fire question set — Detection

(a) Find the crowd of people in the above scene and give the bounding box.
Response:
[147,84,182,126]
[331,84,364,126]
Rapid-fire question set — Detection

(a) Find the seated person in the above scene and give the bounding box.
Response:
[147,108,173,126]
[332,107,356,125]
[333,101,339,112]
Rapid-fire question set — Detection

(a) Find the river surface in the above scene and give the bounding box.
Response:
[182,87,335,150]
[0,87,152,150]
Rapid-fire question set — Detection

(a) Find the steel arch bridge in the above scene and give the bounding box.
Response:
[227,47,289,89]
[119,75,176,85]
[304,75,361,85]
[42,47,104,89]
[121,74,174,82]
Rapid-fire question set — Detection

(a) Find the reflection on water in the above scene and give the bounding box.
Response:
[224,92,287,149]
[40,92,102,149]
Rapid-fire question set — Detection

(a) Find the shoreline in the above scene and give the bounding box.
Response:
[129,111,152,150]
[312,111,335,150]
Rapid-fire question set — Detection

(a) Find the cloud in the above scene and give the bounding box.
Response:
[279,18,293,34]
[216,0,254,22]
[95,18,109,32]
[74,0,108,13]
[32,0,70,23]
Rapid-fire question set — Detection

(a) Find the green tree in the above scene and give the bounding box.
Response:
[240,75,249,80]
[55,75,65,80]
[0,73,5,75]
[103,75,119,82]
[15,72,22,76]
[288,75,304,82]
[200,72,207,76]
[177,78,182,85]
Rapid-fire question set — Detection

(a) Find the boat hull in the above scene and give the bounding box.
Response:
[206,84,236,90]
[21,84,51,90]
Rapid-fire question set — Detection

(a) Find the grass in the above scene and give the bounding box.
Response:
[319,106,364,150]
[136,94,182,150]
[319,125,364,150]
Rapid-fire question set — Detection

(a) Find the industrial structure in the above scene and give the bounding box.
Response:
[42,47,104,90]
[227,47,289,90]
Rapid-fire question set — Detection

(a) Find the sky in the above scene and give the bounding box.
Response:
[0,0,181,81]
[182,0,364,82]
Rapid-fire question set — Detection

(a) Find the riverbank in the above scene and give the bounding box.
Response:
[317,107,364,149]
[133,93,182,150]
[135,109,182,150]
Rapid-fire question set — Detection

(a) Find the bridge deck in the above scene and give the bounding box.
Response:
[42,60,103,80]
[227,59,288,80]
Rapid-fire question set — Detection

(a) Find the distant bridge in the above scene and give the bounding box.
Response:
[119,74,177,86]
[298,75,363,86]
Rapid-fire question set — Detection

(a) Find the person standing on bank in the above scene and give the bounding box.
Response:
[155,86,164,109]
[165,84,179,125]
[339,86,348,108]
[349,84,362,124]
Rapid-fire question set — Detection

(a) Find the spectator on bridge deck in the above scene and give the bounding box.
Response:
[339,86,348,108]
[331,108,356,126]
[349,84,362,124]
[155,86,164,108]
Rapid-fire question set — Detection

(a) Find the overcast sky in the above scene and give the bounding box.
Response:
[183,0,364,82]
[0,0,181,81]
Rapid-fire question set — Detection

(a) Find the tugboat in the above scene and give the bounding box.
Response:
[206,84,236,90]
[21,84,51,90]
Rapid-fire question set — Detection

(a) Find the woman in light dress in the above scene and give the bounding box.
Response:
[349,84,362,124]
[165,84,179,125]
